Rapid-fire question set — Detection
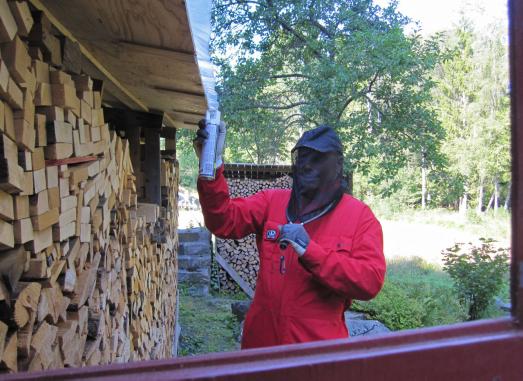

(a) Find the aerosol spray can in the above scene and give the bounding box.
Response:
[198,109,221,180]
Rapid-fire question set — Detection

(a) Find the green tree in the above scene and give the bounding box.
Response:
[212,0,443,186]
[475,21,510,212]
[177,128,200,189]
[433,16,510,213]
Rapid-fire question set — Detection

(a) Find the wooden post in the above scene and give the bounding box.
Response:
[162,127,176,156]
[165,138,176,151]
[144,127,161,205]
[104,108,164,204]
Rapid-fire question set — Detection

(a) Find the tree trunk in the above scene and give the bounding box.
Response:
[487,193,494,210]
[494,178,500,213]
[420,150,428,209]
[476,184,484,214]
[344,171,353,195]
[459,192,468,215]
[505,181,512,210]
[421,167,427,209]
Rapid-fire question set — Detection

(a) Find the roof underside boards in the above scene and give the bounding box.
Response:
[33,0,207,130]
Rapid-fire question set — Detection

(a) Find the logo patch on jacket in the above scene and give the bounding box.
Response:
[266,229,277,240]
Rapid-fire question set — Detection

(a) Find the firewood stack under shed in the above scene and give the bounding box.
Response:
[0,2,179,373]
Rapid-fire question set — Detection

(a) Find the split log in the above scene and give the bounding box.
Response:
[13,282,41,328]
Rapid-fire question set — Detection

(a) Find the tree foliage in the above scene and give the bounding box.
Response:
[212,0,443,178]
[432,16,510,210]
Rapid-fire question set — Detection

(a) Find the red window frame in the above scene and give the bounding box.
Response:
[5,1,523,379]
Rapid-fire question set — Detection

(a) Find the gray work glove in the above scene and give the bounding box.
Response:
[279,224,310,256]
[193,119,227,167]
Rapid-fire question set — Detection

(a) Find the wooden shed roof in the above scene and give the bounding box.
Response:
[31,0,206,130]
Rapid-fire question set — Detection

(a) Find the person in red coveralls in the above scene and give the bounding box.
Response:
[194,120,386,349]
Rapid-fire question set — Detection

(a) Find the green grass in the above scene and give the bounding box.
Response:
[352,256,509,330]
[178,292,241,356]
[368,200,510,243]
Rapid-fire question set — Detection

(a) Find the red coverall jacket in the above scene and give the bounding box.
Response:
[198,166,386,349]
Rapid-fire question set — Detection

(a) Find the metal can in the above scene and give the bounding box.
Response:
[198,109,221,180]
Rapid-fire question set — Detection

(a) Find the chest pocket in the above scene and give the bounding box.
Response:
[289,235,354,277]
[327,237,354,255]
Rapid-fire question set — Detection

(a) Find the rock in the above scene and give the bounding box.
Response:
[179,241,211,256]
[347,319,391,337]
[231,301,252,322]
[495,297,511,313]
[178,227,211,243]
[178,255,211,272]
[345,311,367,320]
[345,311,390,337]
[178,269,210,296]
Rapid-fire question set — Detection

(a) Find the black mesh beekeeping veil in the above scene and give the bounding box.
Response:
[287,125,345,223]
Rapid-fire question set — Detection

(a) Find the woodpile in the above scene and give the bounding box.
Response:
[129,159,178,361]
[214,176,292,294]
[0,3,179,373]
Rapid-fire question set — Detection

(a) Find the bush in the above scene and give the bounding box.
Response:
[352,257,467,330]
[353,279,424,330]
[442,239,510,320]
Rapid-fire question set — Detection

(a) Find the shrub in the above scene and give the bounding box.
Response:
[353,257,467,330]
[353,279,424,330]
[442,239,510,320]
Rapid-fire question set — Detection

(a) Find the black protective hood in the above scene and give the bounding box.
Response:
[287,125,345,223]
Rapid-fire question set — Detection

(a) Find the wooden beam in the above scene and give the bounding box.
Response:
[153,86,204,98]
[510,0,523,323]
[118,40,194,57]
[103,108,164,130]
[143,127,161,205]
[171,108,206,116]
[161,128,176,140]
[28,0,149,113]
[4,319,522,380]
[163,113,177,129]
[214,252,254,299]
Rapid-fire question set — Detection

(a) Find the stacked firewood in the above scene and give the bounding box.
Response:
[214,175,292,294]
[225,176,293,198]
[128,158,178,361]
[0,3,178,373]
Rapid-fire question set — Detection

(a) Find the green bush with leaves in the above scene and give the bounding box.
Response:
[353,279,424,330]
[442,239,509,320]
[353,257,467,330]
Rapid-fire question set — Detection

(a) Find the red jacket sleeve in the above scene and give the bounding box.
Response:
[299,206,386,301]
[197,166,269,239]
